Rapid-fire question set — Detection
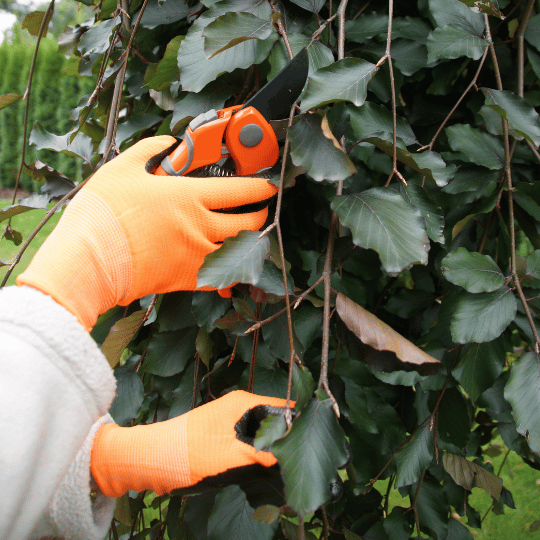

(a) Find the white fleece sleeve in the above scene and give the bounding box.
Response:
[0,285,117,540]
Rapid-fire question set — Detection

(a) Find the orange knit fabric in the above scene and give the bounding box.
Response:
[90,391,290,497]
[17,136,278,330]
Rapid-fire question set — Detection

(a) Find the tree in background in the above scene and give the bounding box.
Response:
[2,0,540,539]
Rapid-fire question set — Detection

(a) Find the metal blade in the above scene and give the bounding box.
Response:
[240,47,309,121]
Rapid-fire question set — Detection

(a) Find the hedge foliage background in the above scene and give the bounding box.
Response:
[2,0,540,539]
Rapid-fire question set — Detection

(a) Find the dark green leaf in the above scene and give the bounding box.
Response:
[504,352,540,454]
[30,124,93,163]
[271,394,349,514]
[78,16,121,56]
[145,328,198,376]
[427,25,488,62]
[171,82,232,131]
[192,291,230,332]
[22,10,53,37]
[344,13,389,43]
[109,370,144,426]
[0,195,50,223]
[430,0,485,33]
[24,160,75,193]
[451,288,517,343]
[293,306,322,349]
[348,101,417,145]
[453,339,505,401]
[288,112,356,182]
[458,0,505,19]
[0,93,23,111]
[144,36,183,90]
[442,452,503,499]
[342,378,378,434]
[292,363,314,410]
[158,291,196,332]
[256,260,294,297]
[300,58,378,111]
[436,386,470,448]
[102,310,147,368]
[481,88,540,145]
[525,14,540,52]
[254,413,287,451]
[197,231,270,290]
[196,327,213,368]
[139,0,190,28]
[332,189,430,274]
[262,304,304,361]
[441,247,505,293]
[395,422,434,488]
[382,506,413,540]
[203,12,274,58]
[207,485,276,540]
[401,183,445,243]
[446,124,504,169]
[415,477,448,539]
[289,0,325,12]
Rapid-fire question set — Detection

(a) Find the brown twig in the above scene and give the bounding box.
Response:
[412,470,427,540]
[485,14,540,353]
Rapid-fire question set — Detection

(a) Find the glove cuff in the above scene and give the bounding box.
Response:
[17,190,132,331]
[90,417,191,498]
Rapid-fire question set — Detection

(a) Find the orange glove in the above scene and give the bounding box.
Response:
[17,136,277,330]
[90,390,291,497]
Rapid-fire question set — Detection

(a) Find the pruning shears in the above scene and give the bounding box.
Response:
[154,48,309,178]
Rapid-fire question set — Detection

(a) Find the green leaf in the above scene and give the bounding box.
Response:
[29,124,93,163]
[145,327,198,376]
[342,378,378,434]
[481,88,540,146]
[453,339,505,401]
[401,183,445,243]
[435,386,471,448]
[504,352,540,454]
[288,112,356,182]
[415,477,449,540]
[158,291,196,332]
[207,485,276,540]
[451,288,517,343]
[441,247,505,293]
[525,14,540,52]
[429,0,485,33]
[0,195,50,223]
[192,291,230,332]
[442,452,503,499]
[255,260,294,297]
[271,394,349,515]
[203,12,274,58]
[344,13,389,43]
[446,124,504,169]
[0,93,23,111]
[332,188,430,274]
[197,231,270,290]
[383,506,413,540]
[292,363,314,410]
[254,413,287,451]
[22,9,53,37]
[171,82,232,131]
[78,16,121,56]
[139,0,190,28]
[300,58,378,111]
[289,0,325,12]
[427,25,488,62]
[196,327,213,368]
[458,0,505,19]
[109,370,144,426]
[144,36,183,91]
[347,101,418,145]
[395,422,434,488]
[177,2,276,92]
[102,310,147,368]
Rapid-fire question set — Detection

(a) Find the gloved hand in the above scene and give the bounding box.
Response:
[90,390,291,497]
[17,136,277,330]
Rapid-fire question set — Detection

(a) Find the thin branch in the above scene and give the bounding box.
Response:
[412,470,427,540]
[485,14,540,353]
[516,0,536,98]
[418,47,489,152]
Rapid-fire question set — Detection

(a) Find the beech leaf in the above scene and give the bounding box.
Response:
[332,188,430,274]
[0,94,23,111]
[504,352,540,454]
[442,451,503,500]
[336,292,442,373]
[197,231,270,290]
[395,422,434,488]
[102,310,147,368]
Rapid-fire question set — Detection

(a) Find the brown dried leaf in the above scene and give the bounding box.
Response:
[336,292,442,373]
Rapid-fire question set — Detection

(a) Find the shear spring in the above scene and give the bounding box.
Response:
[195,164,235,177]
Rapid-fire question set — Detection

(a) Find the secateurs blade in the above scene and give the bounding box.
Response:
[154,48,309,178]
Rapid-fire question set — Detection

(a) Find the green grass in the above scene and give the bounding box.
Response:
[0,198,62,286]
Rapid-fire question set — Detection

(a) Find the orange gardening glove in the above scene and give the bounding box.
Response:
[90,390,292,497]
[17,136,277,330]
